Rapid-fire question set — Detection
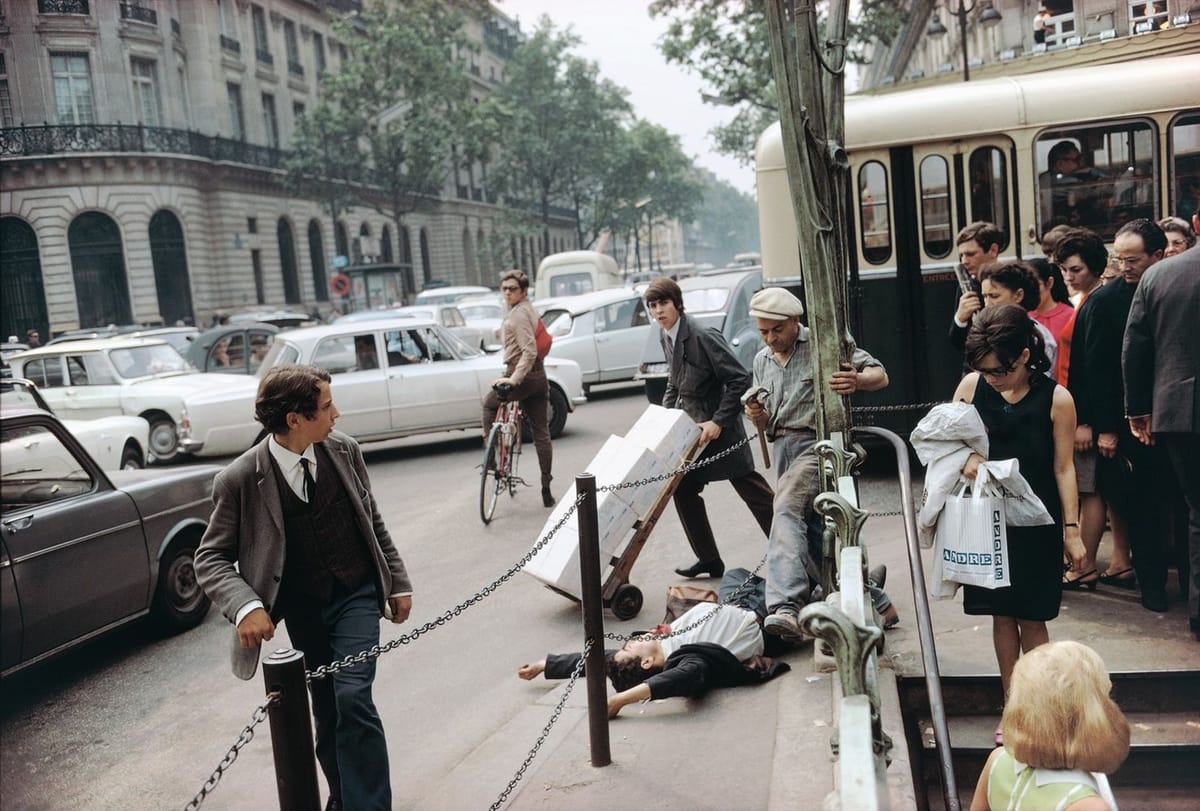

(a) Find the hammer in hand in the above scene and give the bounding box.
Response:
[740,385,771,469]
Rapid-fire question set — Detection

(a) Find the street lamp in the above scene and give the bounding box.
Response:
[927,0,1003,82]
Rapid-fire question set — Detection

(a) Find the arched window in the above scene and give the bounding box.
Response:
[335,220,349,259]
[69,212,132,327]
[419,228,431,283]
[462,228,477,282]
[400,226,412,267]
[857,161,891,265]
[277,218,301,304]
[308,219,328,302]
[919,155,953,259]
[380,225,394,263]
[0,217,49,341]
[149,210,195,325]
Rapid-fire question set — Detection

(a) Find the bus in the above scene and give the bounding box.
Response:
[755,52,1200,434]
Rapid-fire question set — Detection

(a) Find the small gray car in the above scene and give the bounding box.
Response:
[1,406,221,677]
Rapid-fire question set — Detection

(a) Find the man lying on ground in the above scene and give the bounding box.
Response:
[517,569,791,717]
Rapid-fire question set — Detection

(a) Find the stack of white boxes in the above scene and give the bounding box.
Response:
[524,405,701,599]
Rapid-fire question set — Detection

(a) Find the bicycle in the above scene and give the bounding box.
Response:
[480,383,530,524]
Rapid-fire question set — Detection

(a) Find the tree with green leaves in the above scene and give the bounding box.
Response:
[479,18,632,267]
[685,171,760,266]
[650,0,907,163]
[284,0,480,296]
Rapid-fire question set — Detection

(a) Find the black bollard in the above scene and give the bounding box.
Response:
[576,473,611,767]
[262,648,321,810]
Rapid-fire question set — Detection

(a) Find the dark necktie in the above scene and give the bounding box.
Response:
[300,458,315,503]
[665,334,675,361]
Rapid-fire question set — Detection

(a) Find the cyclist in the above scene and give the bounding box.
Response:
[482,269,554,507]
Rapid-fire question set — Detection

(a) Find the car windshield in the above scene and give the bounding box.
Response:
[542,310,574,337]
[0,381,52,413]
[259,340,301,373]
[682,288,731,314]
[106,344,191,378]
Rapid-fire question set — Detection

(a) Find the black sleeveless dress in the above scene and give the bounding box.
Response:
[963,373,1064,621]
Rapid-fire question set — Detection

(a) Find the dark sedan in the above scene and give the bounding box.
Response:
[1,407,221,676]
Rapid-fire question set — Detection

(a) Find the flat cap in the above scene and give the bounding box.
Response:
[749,287,804,319]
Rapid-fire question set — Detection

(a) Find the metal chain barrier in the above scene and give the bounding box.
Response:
[852,401,946,415]
[183,692,280,811]
[489,639,592,811]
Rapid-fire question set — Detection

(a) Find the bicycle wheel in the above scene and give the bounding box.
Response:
[480,425,505,524]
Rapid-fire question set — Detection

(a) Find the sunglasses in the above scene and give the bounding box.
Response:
[976,362,1017,378]
[501,285,520,292]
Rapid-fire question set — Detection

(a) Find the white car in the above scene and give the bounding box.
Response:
[455,294,505,351]
[414,285,493,305]
[538,288,652,392]
[1,377,151,470]
[177,316,587,457]
[6,338,246,462]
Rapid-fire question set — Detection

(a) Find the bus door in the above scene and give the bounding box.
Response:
[848,149,922,431]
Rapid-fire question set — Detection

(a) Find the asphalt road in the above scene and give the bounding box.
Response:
[0,383,914,810]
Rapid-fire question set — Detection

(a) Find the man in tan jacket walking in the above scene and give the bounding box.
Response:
[483,269,555,506]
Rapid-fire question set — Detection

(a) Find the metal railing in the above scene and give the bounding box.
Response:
[119,2,156,24]
[0,123,285,169]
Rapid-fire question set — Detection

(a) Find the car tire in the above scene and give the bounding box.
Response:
[151,536,211,633]
[120,442,144,470]
[548,384,569,439]
[146,417,180,463]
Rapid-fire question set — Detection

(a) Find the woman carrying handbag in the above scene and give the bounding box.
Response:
[952,304,1087,742]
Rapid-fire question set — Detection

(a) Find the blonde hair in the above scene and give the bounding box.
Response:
[1002,641,1130,773]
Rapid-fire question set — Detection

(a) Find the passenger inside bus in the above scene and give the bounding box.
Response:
[1039,140,1109,232]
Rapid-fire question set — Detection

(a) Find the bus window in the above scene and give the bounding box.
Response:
[1036,121,1157,241]
[858,161,891,264]
[968,147,1010,251]
[1169,112,1200,220]
[919,155,952,259]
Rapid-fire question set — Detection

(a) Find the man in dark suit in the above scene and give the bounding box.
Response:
[1123,240,1200,638]
[643,277,773,579]
[195,364,413,811]
[1072,219,1170,612]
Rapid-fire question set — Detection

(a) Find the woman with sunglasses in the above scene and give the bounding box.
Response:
[953,304,1086,737]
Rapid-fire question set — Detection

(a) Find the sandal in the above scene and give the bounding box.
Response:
[1062,569,1099,591]
[1099,567,1137,589]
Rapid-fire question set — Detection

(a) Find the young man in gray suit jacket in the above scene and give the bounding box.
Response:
[195,364,413,811]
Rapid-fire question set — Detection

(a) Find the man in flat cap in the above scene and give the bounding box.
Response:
[744,287,890,640]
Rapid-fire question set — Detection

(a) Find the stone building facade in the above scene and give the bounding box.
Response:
[0,0,576,339]
[861,0,1198,90]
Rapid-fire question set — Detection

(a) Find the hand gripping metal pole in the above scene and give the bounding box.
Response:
[262,648,321,810]
[576,473,611,767]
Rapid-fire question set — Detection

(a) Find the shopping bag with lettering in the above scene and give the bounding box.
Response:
[932,478,1010,591]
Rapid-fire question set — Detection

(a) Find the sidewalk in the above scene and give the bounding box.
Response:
[432,512,1200,811]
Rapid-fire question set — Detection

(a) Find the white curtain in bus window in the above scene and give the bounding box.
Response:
[968,148,1010,250]
[1170,113,1200,221]
[920,155,953,259]
[858,161,891,264]
[1036,122,1157,242]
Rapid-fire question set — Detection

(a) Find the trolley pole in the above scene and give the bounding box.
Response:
[576,472,612,767]
[262,648,321,810]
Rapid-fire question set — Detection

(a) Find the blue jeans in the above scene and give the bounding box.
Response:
[285,580,391,811]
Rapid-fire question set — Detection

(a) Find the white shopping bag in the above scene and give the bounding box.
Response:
[932,478,1010,591]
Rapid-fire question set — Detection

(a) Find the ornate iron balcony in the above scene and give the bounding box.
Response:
[257,49,274,67]
[288,60,304,78]
[38,0,90,13]
[220,35,241,54]
[0,123,284,171]
[120,3,157,24]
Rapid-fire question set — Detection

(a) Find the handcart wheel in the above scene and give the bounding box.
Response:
[611,583,644,621]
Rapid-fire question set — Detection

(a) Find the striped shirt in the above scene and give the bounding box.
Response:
[751,326,883,440]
